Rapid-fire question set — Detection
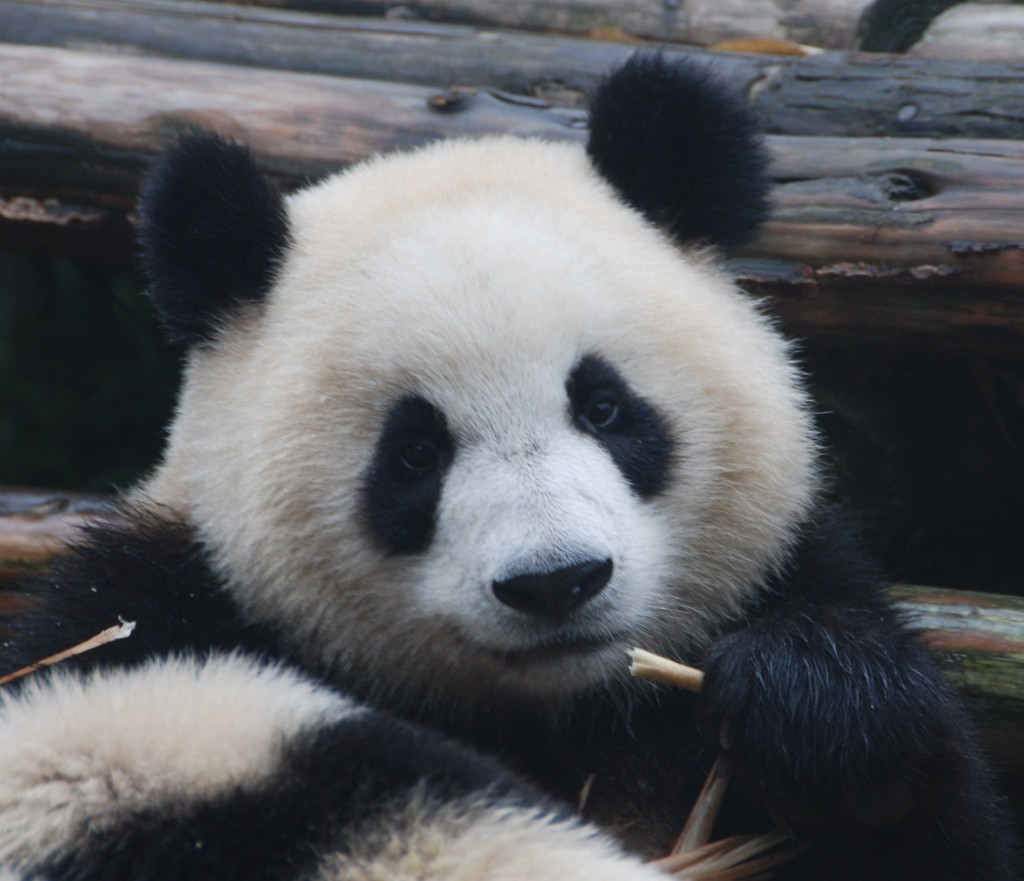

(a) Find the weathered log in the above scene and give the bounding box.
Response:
[855,0,960,51]
[740,136,1024,357]
[0,487,114,585]
[0,0,655,102]
[911,4,1024,61]
[8,0,1024,140]
[737,255,1024,357]
[191,0,876,48]
[891,585,1024,770]
[753,52,1024,140]
[1,485,1021,769]
[864,0,1024,55]
[3,44,1024,355]
[0,43,586,262]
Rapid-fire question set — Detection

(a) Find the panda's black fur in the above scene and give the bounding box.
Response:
[586,55,771,247]
[137,131,293,347]
[0,55,1018,881]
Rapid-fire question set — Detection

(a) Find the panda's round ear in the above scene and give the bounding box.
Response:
[586,54,771,248]
[137,132,292,347]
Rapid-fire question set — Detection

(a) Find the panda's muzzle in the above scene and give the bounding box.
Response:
[492,558,613,619]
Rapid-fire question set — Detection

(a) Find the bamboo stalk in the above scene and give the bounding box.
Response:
[672,756,730,854]
[655,836,757,874]
[630,651,799,879]
[629,648,705,692]
[0,620,136,686]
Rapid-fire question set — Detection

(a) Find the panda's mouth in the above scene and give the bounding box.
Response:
[494,632,625,666]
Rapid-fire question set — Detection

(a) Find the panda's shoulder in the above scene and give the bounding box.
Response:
[768,503,889,608]
[0,504,284,678]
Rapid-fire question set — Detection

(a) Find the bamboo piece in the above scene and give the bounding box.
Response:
[672,756,731,854]
[630,648,705,692]
[0,619,135,686]
[657,833,806,880]
[630,652,804,878]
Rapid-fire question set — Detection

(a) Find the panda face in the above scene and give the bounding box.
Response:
[369,354,674,665]
[141,137,818,709]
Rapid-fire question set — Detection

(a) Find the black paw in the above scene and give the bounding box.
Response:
[699,608,956,831]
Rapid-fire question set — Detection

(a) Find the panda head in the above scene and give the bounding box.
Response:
[136,56,818,711]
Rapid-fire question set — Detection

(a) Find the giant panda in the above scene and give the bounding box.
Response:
[0,55,1017,881]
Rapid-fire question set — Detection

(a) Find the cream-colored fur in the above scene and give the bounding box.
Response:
[140,136,818,707]
[317,788,665,881]
[0,655,356,870]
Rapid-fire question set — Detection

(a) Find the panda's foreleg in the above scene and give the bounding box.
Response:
[697,512,1019,880]
[0,654,664,881]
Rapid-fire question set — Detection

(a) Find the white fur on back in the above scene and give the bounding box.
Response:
[316,789,666,881]
[0,654,356,869]
[142,136,818,706]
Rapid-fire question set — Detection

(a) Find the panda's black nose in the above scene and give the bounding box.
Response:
[492,559,613,619]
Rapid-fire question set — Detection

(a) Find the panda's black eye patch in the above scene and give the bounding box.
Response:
[567,355,674,499]
[361,396,455,555]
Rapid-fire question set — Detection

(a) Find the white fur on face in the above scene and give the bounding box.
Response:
[0,655,356,870]
[141,136,819,707]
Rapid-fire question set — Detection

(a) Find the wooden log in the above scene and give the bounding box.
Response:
[0,0,656,102]
[738,254,1024,358]
[890,585,1024,770]
[192,0,876,48]
[753,52,1024,140]
[3,45,1024,356]
[1,486,1021,770]
[0,487,114,586]
[8,0,1024,140]
[740,136,1024,357]
[911,4,1024,61]
[855,0,960,52]
[0,43,586,263]
[763,135,1024,288]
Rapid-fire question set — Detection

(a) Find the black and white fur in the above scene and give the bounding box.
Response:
[0,55,1017,880]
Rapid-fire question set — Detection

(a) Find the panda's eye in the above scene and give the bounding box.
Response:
[399,440,440,474]
[364,395,455,555]
[584,395,620,431]
[566,355,674,500]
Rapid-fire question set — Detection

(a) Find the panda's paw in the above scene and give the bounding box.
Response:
[698,610,956,830]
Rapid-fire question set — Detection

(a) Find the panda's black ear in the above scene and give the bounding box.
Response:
[137,132,291,347]
[586,54,771,248]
